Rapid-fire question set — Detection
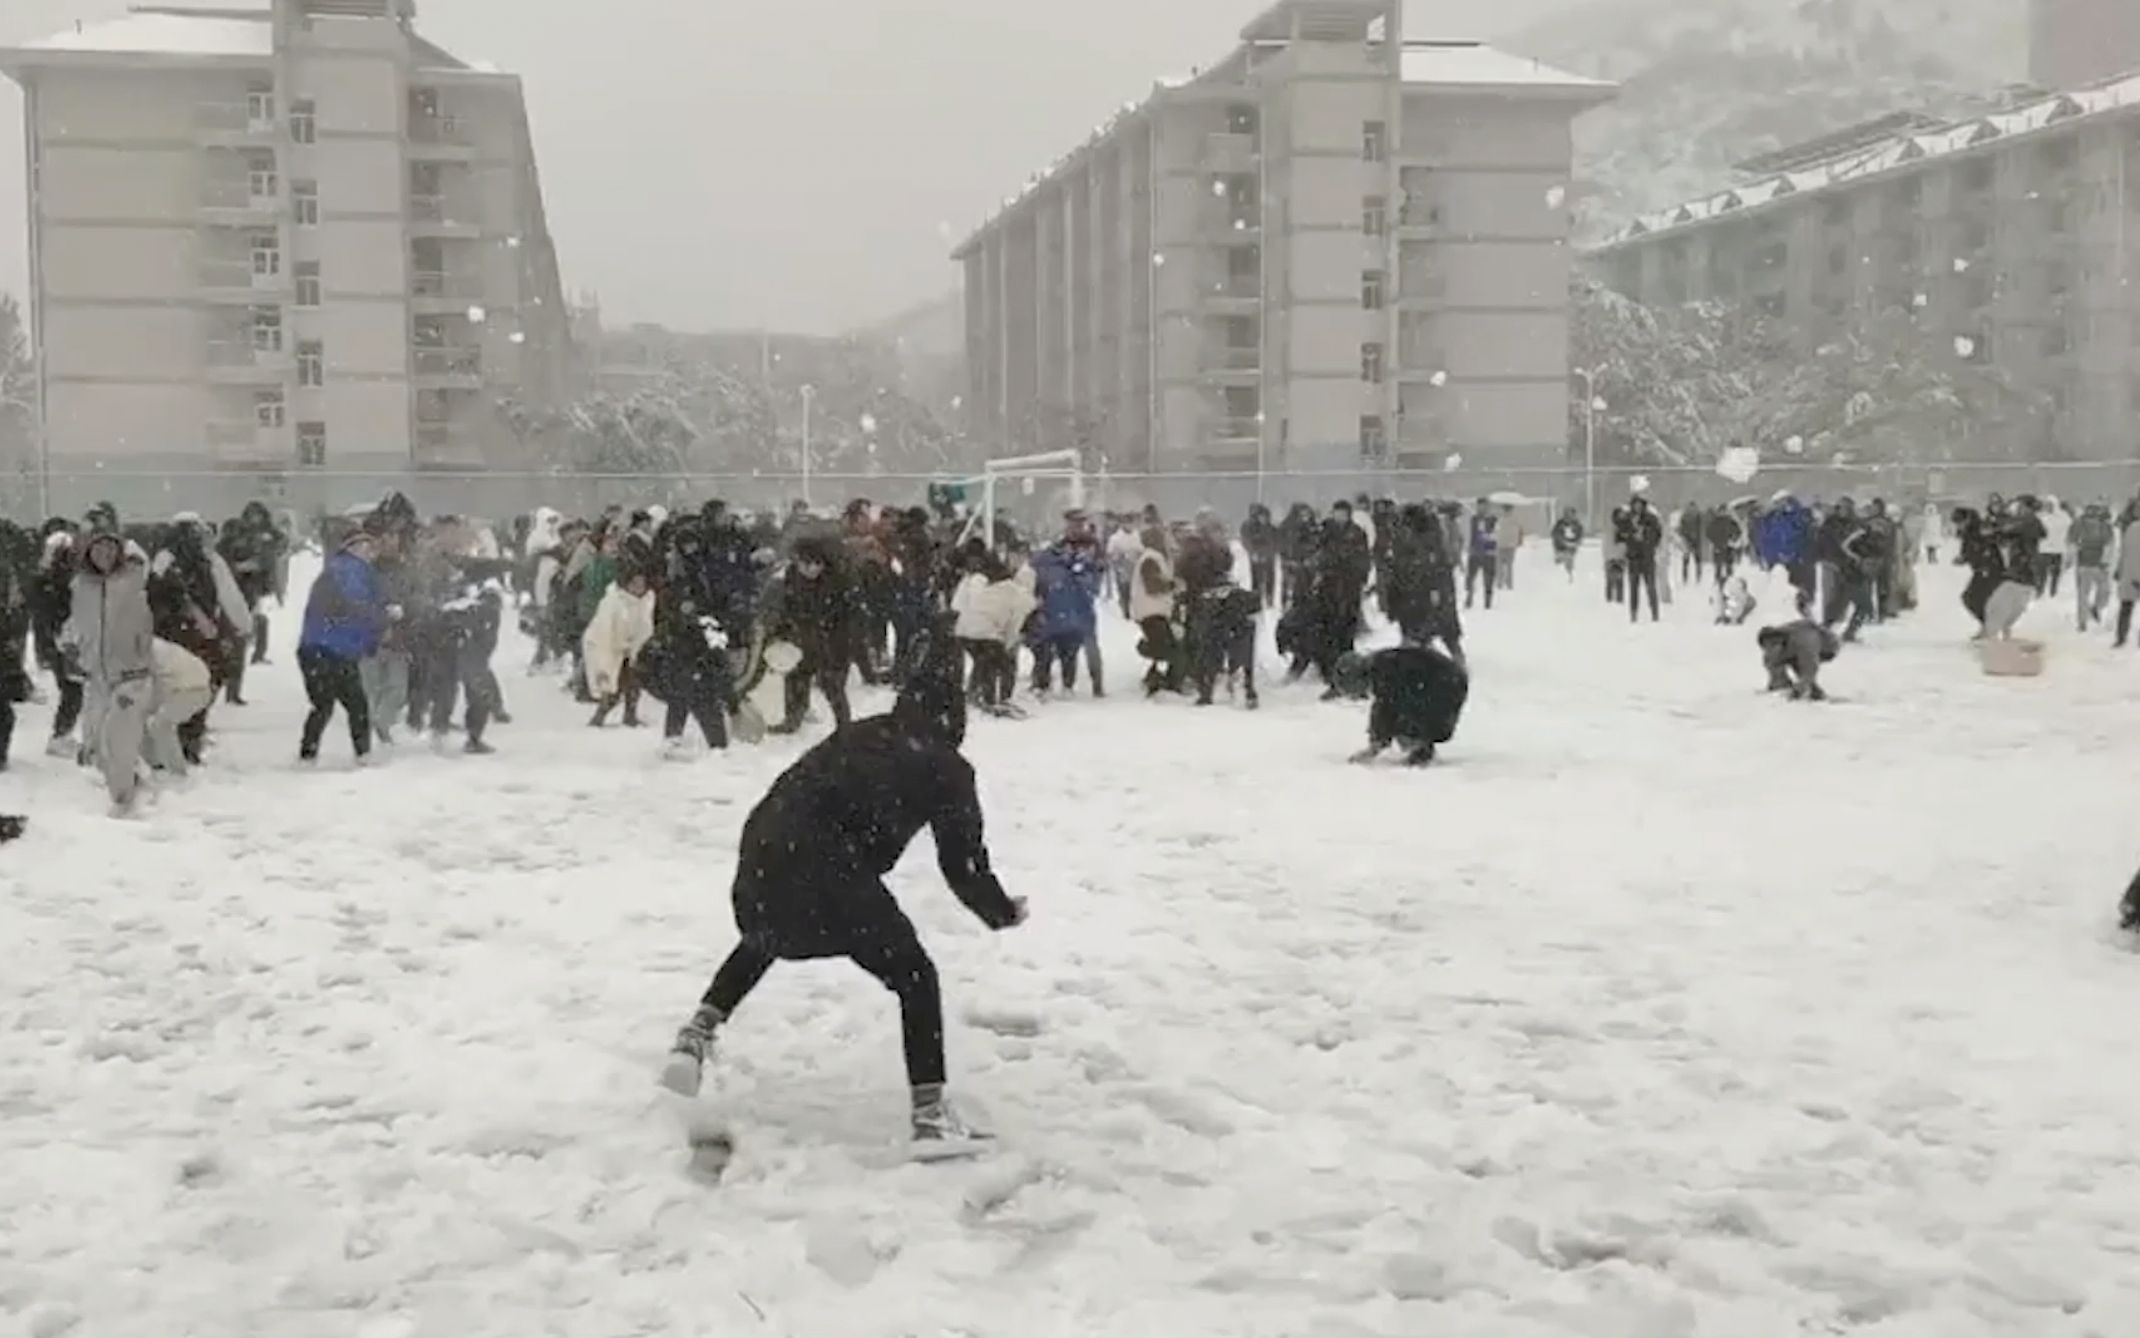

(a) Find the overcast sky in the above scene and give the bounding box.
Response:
[0,0,1570,334]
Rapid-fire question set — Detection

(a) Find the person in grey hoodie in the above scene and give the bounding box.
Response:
[63,528,155,814]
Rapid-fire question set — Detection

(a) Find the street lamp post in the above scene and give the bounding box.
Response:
[1575,367,1601,531]
[799,383,816,508]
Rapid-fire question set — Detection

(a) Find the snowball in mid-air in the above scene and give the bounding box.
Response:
[1545,184,1567,209]
[1953,335,1977,358]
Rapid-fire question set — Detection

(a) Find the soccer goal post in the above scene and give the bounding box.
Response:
[952,449,1089,550]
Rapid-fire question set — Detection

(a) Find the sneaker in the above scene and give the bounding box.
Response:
[911,1095,995,1162]
[463,739,496,756]
[658,1012,720,1097]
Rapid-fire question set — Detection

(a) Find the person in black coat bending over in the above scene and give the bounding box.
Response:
[1349,635,1470,767]
[658,641,1027,1158]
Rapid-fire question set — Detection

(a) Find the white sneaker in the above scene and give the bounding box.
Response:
[911,1095,995,1162]
[657,1013,719,1097]
[660,737,695,763]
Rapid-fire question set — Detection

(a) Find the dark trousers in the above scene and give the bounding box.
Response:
[1249,554,1277,608]
[1682,547,1703,583]
[697,923,945,1090]
[961,639,1015,708]
[51,677,83,740]
[250,610,270,664]
[298,647,371,760]
[664,660,732,748]
[1281,559,1310,610]
[1464,554,1496,609]
[782,649,852,730]
[1714,548,1739,584]
[1031,635,1082,692]
[0,695,13,766]
[1626,556,1659,622]
[591,660,642,726]
[2117,600,2135,646]
[1605,560,1626,603]
[419,641,496,744]
[2034,553,2065,597]
[1137,616,1182,694]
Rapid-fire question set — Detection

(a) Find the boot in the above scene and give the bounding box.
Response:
[910,1084,994,1161]
[588,697,615,728]
[658,1006,723,1097]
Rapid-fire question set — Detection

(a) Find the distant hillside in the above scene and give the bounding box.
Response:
[1505,0,2029,236]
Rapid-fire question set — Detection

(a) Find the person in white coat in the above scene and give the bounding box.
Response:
[1921,502,1948,563]
[583,569,655,728]
[951,545,1036,715]
[146,638,213,777]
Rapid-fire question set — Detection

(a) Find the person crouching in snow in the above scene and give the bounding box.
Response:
[1714,574,1757,626]
[950,541,1034,717]
[1349,637,1470,767]
[297,529,388,766]
[64,528,156,813]
[1757,620,1838,702]
[145,638,213,778]
[656,646,1027,1159]
[585,566,655,728]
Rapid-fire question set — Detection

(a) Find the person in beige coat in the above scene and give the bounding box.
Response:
[583,569,656,727]
[146,638,213,777]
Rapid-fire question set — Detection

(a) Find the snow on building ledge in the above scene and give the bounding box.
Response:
[952,39,1611,261]
[12,11,273,61]
[1590,72,2140,254]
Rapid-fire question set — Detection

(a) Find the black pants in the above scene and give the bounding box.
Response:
[0,695,13,767]
[250,610,270,664]
[1031,636,1081,692]
[962,639,1015,708]
[298,647,371,760]
[1136,616,1182,694]
[2034,553,2064,597]
[1605,560,1626,603]
[2117,600,2135,646]
[420,641,496,744]
[592,660,642,726]
[1281,560,1310,610]
[782,649,852,730]
[51,677,83,741]
[664,659,733,748]
[1714,549,1738,584]
[1463,554,1495,609]
[1249,554,1277,608]
[1626,556,1659,622]
[1682,547,1703,583]
[698,925,945,1090]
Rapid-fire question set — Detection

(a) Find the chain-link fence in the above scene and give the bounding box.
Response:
[8,460,2139,531]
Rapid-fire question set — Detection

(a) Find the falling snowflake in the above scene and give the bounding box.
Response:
[1784,435,1805,455]
[1152,253,1166,268]
[1211,180,1228,197]
[1953,335,1977,358]
[1430,370,1448,387]
[1630,474,1652,495]
[1953,257,1970,273]
[1544,184,1567,209]
[508,331,526,345]
[1912,293,1928,309]
[466,305,487,323]
[1443,453,1463,471]
[859,413,878,435]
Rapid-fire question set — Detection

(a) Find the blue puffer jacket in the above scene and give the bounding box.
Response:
[1755,500,1814,568]
[1030,545,1101,642]
[300,549,389,660]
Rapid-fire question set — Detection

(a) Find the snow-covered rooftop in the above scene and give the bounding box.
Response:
[1400,43,1611,91]
[955,41,1614,258]
[18,11,271,58]
[1595,71,2140,251]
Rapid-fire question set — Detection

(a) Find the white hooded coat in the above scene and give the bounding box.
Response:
[581,581,655,696]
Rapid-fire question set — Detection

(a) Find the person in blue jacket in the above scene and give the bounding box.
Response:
[298,528,391,764]
[1027,541,1102,697]
[1754,494,1817,606]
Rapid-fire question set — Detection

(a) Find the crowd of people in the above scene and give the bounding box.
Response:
[5,477,2138,815]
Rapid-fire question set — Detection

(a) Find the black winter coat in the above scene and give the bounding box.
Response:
[1368,644,1469,751]
[731,713,1020,958]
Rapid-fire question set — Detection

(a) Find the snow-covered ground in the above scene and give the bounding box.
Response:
[4,548,2138,1338]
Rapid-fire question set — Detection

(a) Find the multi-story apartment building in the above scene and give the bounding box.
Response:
[0,0,572,516]
[952,0,1611,496]
[1588,60,2140,462]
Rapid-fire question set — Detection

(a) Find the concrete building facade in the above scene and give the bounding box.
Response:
[0,0,572,516]
[953,0,1611,493]
[1587,74,2140,463]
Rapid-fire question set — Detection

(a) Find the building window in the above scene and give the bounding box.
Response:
[295,261,321,308]
[1363,195,1387,237]
[289,99,316,145]
[250,234,281,279]
[1359,414,1388,459]
[246,85,275,128]
[297,340,324,387]
[1361,342,1385,384]
[293,180,318,227]
[297,421,326,468]
[246,152,278,202]
[250,306,282,353]
[1962,158,1994,192]
[1362,270,1385,310]
[2044,324,2070,357]
[255,390,286,429]
[1363,120,1387,163]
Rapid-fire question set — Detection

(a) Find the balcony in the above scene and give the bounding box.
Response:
[198,183,282,228]
[408,194,483,240]
[413,346,483,389]
[206,418,291,463]
[1201,346,1262,385]
[414,421,485,467]
[1206,213,1262,246]
[409,269,486,315]
[205,340,293,385]
[194,102,277,148]
[1199,281,1261,315]
[1202,132,1259,173]
[1201,417,1262,460]
[408,114,478,161]
[198,259,290,305]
